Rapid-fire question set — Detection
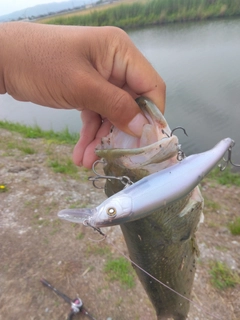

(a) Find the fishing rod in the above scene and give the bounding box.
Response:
[40,278,97,320]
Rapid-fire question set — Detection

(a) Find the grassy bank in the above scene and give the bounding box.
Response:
[207,166,240,187]
[1,119,240,184]
[1,130,240,320]
[0,120,79,145]
[43,0,240,29]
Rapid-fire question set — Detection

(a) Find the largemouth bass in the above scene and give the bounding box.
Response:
[95,97,203,320]
[58,97,235,319]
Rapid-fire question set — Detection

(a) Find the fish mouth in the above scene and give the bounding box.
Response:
[96,97,180,173]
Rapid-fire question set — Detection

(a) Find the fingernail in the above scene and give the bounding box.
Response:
[128,113,148,137]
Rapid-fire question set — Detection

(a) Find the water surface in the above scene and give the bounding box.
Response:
[128,19,240,161]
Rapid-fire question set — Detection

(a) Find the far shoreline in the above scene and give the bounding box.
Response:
[38,0,240,31]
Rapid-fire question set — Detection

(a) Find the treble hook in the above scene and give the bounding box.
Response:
[83,220,106,238]
[219,141,240,171]
[161,126,188,162]
[88,160,133,189]
[170,126,188,137]
[161,126,188,138]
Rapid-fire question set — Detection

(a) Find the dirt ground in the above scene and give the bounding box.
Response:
[0,128,239,320]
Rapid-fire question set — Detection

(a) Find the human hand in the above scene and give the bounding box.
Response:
[0,22,165,168]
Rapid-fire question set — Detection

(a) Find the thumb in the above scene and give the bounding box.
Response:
[109,93,149,137]
[127,107,149,137]
[83,74,148,137]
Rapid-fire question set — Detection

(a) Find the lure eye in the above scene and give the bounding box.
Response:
[107,207,117,217]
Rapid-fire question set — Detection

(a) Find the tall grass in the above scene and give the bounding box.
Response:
[44,0,240,29]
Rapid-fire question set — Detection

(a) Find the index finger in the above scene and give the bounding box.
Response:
[127,55,166,114]
[112,31,166,113]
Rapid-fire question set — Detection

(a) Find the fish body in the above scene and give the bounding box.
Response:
[58,97,233,320]
[95,97,204,320]
[96,97,203,320]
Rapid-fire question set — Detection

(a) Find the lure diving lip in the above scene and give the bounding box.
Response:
[58,138,234,228]
[58,208,97,224]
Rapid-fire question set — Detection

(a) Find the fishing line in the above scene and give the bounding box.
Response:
[89,229,221,320]
[79,138,239,319]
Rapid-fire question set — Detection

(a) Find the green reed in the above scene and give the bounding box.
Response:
[44,0,240,29]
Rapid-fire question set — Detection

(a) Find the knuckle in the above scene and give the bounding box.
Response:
[105,26,128,38]
[109,92,131,121]
[104,26,130,49]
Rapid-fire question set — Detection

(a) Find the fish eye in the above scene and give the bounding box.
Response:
[106,207,117,217]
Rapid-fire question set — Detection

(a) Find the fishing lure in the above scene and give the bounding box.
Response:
[58,138,237,228]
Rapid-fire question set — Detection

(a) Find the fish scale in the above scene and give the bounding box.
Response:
[97,97,203,320]
[104,179,201,320]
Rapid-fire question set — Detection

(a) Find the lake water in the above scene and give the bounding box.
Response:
[1,19,240,163]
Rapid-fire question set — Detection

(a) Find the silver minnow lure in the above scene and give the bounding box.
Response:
[58,138,234,228]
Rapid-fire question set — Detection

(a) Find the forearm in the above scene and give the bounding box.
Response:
[0,22,70,105]
[0,22,30,96]
[0,22,101,108]
[0,22,38,99]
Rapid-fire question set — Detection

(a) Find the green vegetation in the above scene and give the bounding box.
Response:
[76,232,85,240]
[207,166,240,186]
[0,121,79,145]
[33,213,50,226]
[209,261,240,290]
[18,145,36,154]
[104,257,135,288]
[204,197,221,211]
[48,158,79,175]
[44,0,240,29]
[228,217,240,236]
[68,201,87,209]
[7,140,36,155]
[86,244,112,257]
[0,121,81,177]
[0,184,8,193]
